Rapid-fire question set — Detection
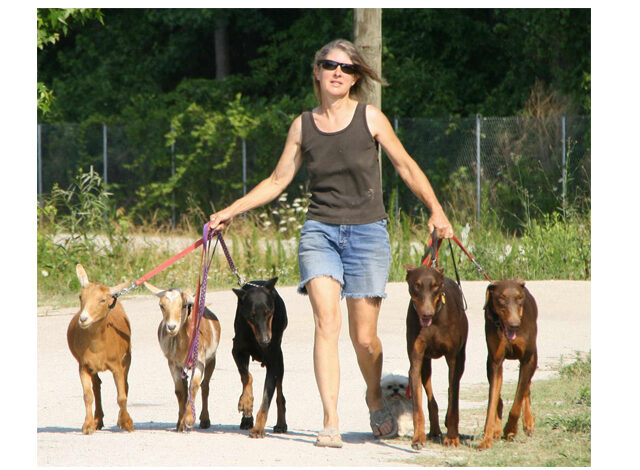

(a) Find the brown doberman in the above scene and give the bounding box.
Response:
[478,279,538,450]
[232,277,288,438]
[405,264,468,449]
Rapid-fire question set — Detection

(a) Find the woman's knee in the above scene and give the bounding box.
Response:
[350,330,381,355]
[314,309,342,339]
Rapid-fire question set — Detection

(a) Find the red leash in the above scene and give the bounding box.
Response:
[133,235,212,287]
[421,231,492,281]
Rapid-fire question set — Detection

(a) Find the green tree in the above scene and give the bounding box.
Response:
[37,8,103,115]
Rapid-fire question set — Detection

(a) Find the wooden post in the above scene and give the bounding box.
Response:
[354,8,383,180]
[353,8,382,108]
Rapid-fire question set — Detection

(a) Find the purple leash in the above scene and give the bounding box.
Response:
[182,222,217,426]
[181,223,251,426]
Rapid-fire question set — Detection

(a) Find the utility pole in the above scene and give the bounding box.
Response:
[354,8,383,179]
[353,8,382,108]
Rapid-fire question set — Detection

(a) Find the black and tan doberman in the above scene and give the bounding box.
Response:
[232,277,288,438]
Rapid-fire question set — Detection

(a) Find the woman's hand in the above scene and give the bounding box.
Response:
[209,207,235,232]
[427,208,454,240]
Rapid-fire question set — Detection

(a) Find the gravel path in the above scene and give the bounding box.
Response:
[37,280,590,466]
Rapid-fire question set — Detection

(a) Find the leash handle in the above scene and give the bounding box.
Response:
[422,228,442,267]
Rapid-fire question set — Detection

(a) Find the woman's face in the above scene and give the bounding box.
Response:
[314,48,359,100]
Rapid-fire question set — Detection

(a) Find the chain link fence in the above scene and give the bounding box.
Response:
[37,115,589,229]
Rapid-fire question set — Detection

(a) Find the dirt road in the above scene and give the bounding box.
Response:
[37,280,590,466]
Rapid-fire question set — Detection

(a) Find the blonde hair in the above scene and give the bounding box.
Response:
[312,39,387,104]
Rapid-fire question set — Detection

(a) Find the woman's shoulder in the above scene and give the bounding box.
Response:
[364,103,386,120]
[363,104,391,137]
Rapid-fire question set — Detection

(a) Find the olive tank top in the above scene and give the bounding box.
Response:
[300,102,388,225]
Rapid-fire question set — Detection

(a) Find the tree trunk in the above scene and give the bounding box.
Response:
[353,8,382,108]
[214,18,230,79]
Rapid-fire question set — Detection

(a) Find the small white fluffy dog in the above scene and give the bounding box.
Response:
[380,372,413,437]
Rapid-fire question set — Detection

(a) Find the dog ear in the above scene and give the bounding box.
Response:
[404,264,415,272]
[515,278,526,287]
[264,277,279,290]
[436,266,444,274]
[232,288,246,301]
[484,282,498,309]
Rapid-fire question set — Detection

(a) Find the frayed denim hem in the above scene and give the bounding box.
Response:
[343,292,387,299]
[297,274,344,296]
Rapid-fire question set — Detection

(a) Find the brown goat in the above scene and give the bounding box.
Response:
[145,282,221,431]
[67,264,134,434]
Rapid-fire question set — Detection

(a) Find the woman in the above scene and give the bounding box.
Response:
[209,39,453,448]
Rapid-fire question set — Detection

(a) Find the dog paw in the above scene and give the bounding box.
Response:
[199,417,211,429]
[427,431,443,443]
[250,427,266,439]
[477,438,493,450]
[411,433,427,450]
[273,424,287,433]
[240,416,254,430]
[443,436,460,447]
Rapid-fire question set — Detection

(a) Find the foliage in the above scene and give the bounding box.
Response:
[37,8,103,116]
[38,168,590,307]
[38,8,590,123]
[38,167,133,295]
[37,8,590,227]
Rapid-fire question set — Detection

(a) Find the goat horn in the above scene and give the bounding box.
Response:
[109,280,132,296]
[76,264,89,287]
[143,281,164,296]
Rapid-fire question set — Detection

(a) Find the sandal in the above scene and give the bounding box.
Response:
[315,427,343,448]
[369,405,398,439]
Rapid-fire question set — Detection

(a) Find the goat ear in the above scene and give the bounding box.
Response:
[182,291,195,306]
[232,288,246,300]
[404,264,416,272]
[109,280,131,296]
[76,264,89,287]
[264,277,278,290]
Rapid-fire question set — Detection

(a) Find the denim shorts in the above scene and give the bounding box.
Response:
[297,218,391,298]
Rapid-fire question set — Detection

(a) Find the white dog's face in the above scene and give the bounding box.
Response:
[380,373,409,401]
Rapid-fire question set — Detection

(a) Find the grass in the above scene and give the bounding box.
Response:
[392,352,591,467]
[36,169,590,309]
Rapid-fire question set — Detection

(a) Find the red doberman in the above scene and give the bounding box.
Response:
[478,279,538,450]
[405,264,468,449]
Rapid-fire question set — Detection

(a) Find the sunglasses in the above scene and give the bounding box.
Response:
[317,59,359,75]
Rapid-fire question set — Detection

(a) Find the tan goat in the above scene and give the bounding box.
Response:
[67,264,134,434]
[145,282,221,431]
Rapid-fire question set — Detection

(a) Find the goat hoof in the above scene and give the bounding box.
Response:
[82,423,97,435]
[250,427,265,439]
[118,413,134,432]
[273,424,287,434]
[240,416,253,430]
